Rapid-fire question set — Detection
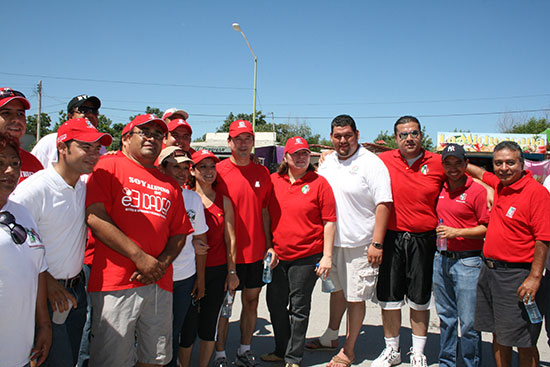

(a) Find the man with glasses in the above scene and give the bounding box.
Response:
[0,87,44,182]
[32,94,103,168]
[306,114,392,367]
[85,114,193,367]
[371,116,446,367]
[12,118,112,367]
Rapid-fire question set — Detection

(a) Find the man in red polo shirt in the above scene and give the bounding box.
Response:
[432,143,489,367]
[213,120,275,367]
[85,114,194,366]
[0,88,43,182]
[467,141,550,367]
[372,116,446,367]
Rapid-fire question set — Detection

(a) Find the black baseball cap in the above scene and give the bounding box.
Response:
[441,143,467,161]
[67,94,101,113]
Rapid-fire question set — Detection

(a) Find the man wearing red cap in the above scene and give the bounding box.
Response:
[213,120,275,367]
[85,114,194,366]
[32,94,103,168]
[12,118,112,367]
[164,118,195,155]
[0,87,43,181]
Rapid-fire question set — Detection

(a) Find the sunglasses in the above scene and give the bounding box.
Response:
[129,129,165,141]
[77,106,99,115]
[0,211,27,245]
[0,89,26,99]
[398,130,420,140]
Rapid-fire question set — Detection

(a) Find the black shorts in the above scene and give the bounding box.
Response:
[376,229,436,306]
[236,260,264,290]
[474,263,542,348]
[180,264,227,346]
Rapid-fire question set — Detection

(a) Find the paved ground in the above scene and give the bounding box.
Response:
[189,281,550,366]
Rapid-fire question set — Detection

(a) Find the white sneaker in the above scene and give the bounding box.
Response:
[371,347,401,367]
[408,348,427,367]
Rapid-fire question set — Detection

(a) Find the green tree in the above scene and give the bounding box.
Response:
[217,111,268,132]
[374,127,434,151]
[26,113,52,139]
[129,106,164,122]
[501,117,549,134]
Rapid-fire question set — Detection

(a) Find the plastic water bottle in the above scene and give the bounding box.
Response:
[221,290,233,318]
[316,262,336,293]
[436,219,447,251]
[524,294,543,324]
[262,252,273,283]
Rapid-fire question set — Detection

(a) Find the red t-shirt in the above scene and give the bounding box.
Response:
[379,149,446,232]
[204,191,227,267]
[19,149,43,183]
[269,171,337,261]
[436,177,490,252]
[216,159,272,264]
[86,154,194,292]
[482,171,550,263]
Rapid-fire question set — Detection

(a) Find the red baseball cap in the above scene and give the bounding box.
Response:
[122,114,168,136]
[0,88,30,110]
[167,119,193,135]
[57,118,113,146]
[229,120,254,138]
[162,108,189,121]
[191,149,220,165]
[284,136,310,154]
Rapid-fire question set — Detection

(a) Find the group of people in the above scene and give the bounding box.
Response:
[1,86,549,367]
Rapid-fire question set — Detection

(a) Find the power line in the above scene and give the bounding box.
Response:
[0,72,250,91]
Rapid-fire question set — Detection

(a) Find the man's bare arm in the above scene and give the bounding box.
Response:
[436,224,487,240]
[367,202,392,265]
[517,240,549,301]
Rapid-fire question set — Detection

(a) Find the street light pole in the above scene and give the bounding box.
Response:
[232,22,257,133]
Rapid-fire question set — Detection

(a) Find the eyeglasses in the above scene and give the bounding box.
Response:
[0,211,27,245]
[129,129,165,141]
[77,106,99,115]
[398,130,420,140]
[0,89,26,100]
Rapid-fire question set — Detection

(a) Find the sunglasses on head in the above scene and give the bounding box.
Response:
[398,130,420,140]
[0,211,27,245]
[77,106,99,115]
[0,89,26,100]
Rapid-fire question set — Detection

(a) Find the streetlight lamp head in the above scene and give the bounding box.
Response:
[232,23,241,32]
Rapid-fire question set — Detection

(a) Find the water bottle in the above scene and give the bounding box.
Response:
[262,252,273,283]
[436,218,447,251]
[221,290,233,318]
[316,262,336,293]
[524,294,543,324]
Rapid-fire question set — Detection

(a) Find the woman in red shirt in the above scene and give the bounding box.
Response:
[178,150,239,367]
[263,137,337,367]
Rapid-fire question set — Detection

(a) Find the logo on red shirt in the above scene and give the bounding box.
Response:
[301,184,310,194]
[506,206,516,219]
[421,164,428,175]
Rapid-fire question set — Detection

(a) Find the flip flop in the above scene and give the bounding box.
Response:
[304,338,338,351]
[327,354,353,367]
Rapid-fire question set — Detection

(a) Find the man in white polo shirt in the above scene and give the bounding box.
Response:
[11,118,112,367]
[309,114,392,366]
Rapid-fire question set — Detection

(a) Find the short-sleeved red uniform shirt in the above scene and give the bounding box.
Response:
[204,191,227,267]
[216,159,272,264]
[436,176,490,252]
[269,171,337,261]
[19,149,43,183]
[379,149,446,232]
[86,154,194,292]
[482,171,550,263]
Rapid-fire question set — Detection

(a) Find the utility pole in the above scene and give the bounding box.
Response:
[36,80,42,141]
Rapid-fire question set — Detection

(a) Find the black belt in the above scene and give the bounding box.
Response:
[483,258,531,270]
[57,270,84,288]
[440,250,481,259]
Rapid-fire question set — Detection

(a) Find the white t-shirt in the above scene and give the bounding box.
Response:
[0,200,47,367]
[172,189,208,281]
[544,176,550,191]
[31,132,107,168]
[11,164,87,278]
[318,146,393,248]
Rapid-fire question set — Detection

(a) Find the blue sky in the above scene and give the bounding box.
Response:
[3,0,549,144]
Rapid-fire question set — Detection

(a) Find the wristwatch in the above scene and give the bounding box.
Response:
[371,241,383,250]
[228,270,237,275]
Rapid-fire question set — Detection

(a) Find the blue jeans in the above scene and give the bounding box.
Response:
[78,264,91,367]
[43,278,88,367]
[432,252,482,367]
[166,274,196,367]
